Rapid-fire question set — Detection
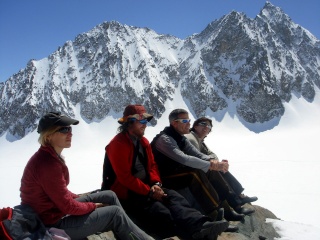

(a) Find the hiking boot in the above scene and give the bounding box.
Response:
[216,208,224,221]
[239,194,258,205]
[235,206,255,215]
[224,209,245,221]
[192,220,229,239]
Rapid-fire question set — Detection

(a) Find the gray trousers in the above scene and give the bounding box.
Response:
[53,190,152,240]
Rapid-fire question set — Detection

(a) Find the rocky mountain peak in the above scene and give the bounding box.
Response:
[258,1,289,21]
[0,3,319,141]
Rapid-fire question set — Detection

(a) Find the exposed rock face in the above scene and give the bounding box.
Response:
[87,204,280,240]
[1,2,319,140]
[220,205,280,240]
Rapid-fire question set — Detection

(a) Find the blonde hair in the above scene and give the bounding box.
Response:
[38,125,61,146]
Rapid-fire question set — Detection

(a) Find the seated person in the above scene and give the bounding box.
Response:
[185,117,258,205]
[20,112,152,240]
[151,109,255,223]
[102,105,229,240]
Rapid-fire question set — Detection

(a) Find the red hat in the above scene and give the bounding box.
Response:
[118,104,153,124]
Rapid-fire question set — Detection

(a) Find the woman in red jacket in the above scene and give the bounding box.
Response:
[20,112,152,240]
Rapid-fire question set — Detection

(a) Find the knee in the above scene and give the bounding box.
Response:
[107,190,117,198]
[165,189,182,199]
[102,205,124,216]
[101,190,118,201]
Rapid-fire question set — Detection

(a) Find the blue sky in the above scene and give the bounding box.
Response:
[0,0,319,82]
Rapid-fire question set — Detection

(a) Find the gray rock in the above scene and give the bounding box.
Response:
[87,204,280,240]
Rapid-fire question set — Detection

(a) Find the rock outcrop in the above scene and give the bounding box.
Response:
[87,204,280,240]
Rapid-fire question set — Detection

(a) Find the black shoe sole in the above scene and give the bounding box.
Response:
[241,209,255,215]
[224,225,239,232]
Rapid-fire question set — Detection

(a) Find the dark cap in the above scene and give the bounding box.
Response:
[118,105,153,124]
[37,112,79,133]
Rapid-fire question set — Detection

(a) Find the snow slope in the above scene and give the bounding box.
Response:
[1,90,320,238]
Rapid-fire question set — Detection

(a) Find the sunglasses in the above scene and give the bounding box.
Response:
[175,119,191,124]
[198,122,212,129]
[56,126,72,134]
[129,118,149,124]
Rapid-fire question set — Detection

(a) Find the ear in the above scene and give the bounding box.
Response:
[170,120,177,128]
[45,135,52,145]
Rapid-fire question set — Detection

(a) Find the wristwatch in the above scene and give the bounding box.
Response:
[153,182,162,188]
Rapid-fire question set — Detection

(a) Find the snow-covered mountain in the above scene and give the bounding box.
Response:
[0,2,319,140]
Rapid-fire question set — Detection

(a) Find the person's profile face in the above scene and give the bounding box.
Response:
[128,118,147,138]
[48,126,73,152]
[194,120,212,138]
[172,113,191,135]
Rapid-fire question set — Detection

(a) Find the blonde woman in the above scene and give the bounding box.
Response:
[20,112,152,240]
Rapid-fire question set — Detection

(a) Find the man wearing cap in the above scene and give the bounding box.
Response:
[102,104,229,240]
[151,109,255,226]
[186,117,258,206]
[20,111,153,240]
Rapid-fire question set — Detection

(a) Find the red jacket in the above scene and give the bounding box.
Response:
[106,132,161,200]
[20,146,96,225]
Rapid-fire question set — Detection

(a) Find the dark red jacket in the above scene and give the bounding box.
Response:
[106,132,161,200]
[20,146,96,225]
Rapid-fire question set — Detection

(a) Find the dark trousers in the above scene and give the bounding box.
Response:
[162,170,220,215]
[220,171,244,196]
[162,169,242,217]
[206,170,243,209]
[122,188,209,238]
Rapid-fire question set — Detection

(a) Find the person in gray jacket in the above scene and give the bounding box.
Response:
[151,109,255,225]
[185,117,258,207]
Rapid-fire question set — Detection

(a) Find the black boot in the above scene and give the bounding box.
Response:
[234,206,255,215]
[239,194,258,205]
[216,208,224,221]
[224,209,245,221]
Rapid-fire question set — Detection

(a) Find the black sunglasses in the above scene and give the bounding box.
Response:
[198,122,212,129]
[56,126,72,134]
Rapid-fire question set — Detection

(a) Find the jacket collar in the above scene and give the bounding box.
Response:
[163,125,187,149]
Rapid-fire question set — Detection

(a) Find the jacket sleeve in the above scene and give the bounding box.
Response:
[203,145,219,160]
[186,133,219,160]
[107,138,151,196]
[38,160,96,216]
[154,134,211,172]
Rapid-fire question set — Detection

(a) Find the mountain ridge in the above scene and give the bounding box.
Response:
[0,2,319,140]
